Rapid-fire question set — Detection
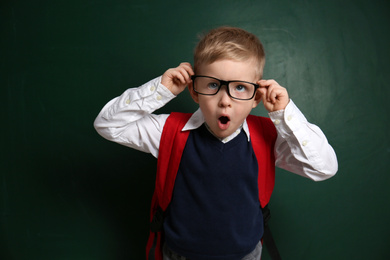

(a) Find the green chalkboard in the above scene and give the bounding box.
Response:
[1,0,389,259]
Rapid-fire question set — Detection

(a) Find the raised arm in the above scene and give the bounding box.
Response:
[257,79,338,181]
[270,100,338,181]
[93,76,173,157]
[93,63,194,158]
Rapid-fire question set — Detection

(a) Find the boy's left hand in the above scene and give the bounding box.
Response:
[257,79,290,112]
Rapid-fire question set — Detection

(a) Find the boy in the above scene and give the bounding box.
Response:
[94,27,338,260]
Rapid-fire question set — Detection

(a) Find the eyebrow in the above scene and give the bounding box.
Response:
[192,75,259,85]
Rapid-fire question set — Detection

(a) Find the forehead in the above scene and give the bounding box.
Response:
[197,59,259,81]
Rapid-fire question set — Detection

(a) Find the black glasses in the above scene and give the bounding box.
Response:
[191,75,259,100]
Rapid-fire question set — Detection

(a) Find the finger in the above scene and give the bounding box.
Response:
[177,68,193,84]
[268,88,278,103]
[170,70,187,85]
[179,62,192,69]
[257,79,268,92]
[258,80,272,101]
[267,85,278,103]
[258,88,268,104]
[260,80,283,102]
[179,62,194,77]
[178,64,194,82]
[259,79,278,86]
[259,79,280,97]
[258,79,267,86]
[258,79,273,88]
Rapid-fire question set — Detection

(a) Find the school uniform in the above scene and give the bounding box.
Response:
[94,76,338,259]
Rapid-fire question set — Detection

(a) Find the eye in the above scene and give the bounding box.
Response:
[207,82,220,90]
[235,84,248,92]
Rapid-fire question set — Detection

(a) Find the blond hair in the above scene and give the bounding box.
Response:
[194,26,265,78]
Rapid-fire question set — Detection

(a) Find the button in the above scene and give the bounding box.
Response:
[287,115,293,121]
[150,86,156,92]
[302,140,308,146]
[156,95,162,101]
[125,99,131,104]
[274,119,281,125]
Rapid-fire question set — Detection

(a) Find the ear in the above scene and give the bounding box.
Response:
[252,88,262,108]
[188,81,199,104]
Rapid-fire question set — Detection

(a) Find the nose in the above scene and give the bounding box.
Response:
[218,85,232,107]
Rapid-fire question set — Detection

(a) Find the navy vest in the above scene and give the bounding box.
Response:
[163,124,263,260]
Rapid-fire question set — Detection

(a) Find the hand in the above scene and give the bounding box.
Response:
[257,79,289,112]
[161,62,194,96]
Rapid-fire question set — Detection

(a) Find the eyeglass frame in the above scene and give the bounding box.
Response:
[190,75,260,101]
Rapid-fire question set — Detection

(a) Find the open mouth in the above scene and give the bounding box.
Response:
[219,116,230,124]
[218,116,230,130]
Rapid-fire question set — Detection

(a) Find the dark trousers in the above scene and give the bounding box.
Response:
[163,240,262,260]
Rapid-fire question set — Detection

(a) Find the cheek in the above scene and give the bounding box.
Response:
[198,97,216,112]
[199,103,214,119]
[233,103,255,120]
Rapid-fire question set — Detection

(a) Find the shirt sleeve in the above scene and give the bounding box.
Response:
[269,100,338,181]
[93,76,174,158]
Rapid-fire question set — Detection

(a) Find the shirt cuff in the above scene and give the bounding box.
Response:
[130,76,176,111]
[268,99,308,138]
[137,76,175,100]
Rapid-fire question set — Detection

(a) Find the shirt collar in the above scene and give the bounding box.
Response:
[181,108,251,142]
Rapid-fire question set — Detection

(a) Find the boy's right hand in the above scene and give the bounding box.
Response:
[161,62,194,96]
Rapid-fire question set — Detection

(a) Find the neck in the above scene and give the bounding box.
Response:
[204,123,243,143]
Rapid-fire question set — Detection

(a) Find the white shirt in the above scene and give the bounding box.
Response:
[94,76,338,181]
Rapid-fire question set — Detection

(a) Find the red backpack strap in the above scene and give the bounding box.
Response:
[155,112,192,210]
[146,112,192,260]
[247,115,277,208]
